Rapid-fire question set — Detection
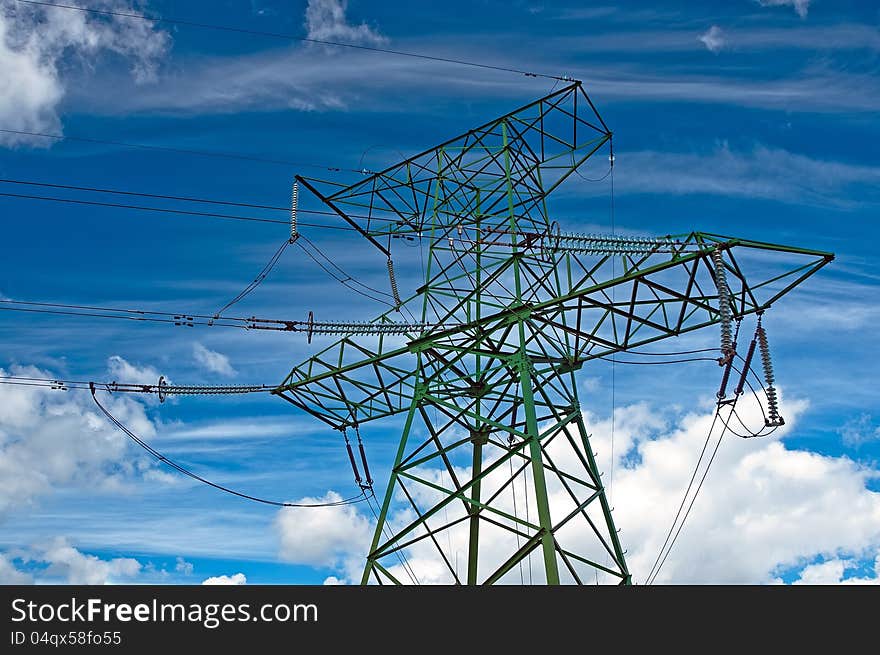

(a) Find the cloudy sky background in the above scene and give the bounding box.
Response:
[0,0,878,584]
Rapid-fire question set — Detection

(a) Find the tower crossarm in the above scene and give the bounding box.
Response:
[295,81,612,252]
[274,232,832,429]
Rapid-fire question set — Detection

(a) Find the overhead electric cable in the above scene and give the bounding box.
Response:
[0,191,363,229]
[89,384,367,508]
[17,0,574,82]
[215,239,292,317]
[0,375,275,396]
[0,179,437,227]
[0,128,359,172]
[643,411,720,585]
[647,407,733,584]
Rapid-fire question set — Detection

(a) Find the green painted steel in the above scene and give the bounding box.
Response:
[274,82,833,584]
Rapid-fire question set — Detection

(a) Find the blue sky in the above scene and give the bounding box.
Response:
[0,0,878,585]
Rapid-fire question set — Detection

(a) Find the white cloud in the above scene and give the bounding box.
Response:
[279,392,880,585]
[698,25,725,53]
[88,47,880,118]
[32,537,141,584]
[597,396,880,584]
[107,354,162,383]
[757,0,811,19]
[0,553,33,583]
[192,343,236,377]
[305,0,386,45]
[606,144,880,208]
[791,558,846,584]
[174,556,194,576]
[560,23,880,54]
[0,361,161,514]
[838,414,880,448]
[790,555,880,584]
[163,418,313,441]
[0,0,169,147]
[275,491,372,579]
[322,575,344,584]
[580,64,880,114]
[202,572,247,585]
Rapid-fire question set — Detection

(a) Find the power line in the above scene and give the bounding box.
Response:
[0,190,357,230]
[643,410,720,585]
[0,298,296,331]
[598,356,719,366]
[0,298,440,336]
[89,383,368,508]
[17,0,573,83]
[647,407,732,584]
[215,238,293,317]
[364,493,420,585]
[643,322,745,585]
[620,347,719,357]
[296,236,401,309]
[0,177,314,213]
[0,375,275,396]
[1,177,631,237]
[0,178,425,227]
[0,128,359,172]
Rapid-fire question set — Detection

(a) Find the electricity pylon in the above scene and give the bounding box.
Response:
[273,83,833,584]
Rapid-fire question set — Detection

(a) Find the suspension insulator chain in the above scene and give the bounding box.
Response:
[756,316,784,427]
[712,248,734,364]
[387,258,402,309]
[304,318,435,337]
[290,181,299,244]
[735,335,757,397]
[552,232,679,255]
[716,355,734,400]
[342,428,363,487]
[355,424,373,490]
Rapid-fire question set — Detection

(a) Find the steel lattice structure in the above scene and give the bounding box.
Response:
[272,83,832,584]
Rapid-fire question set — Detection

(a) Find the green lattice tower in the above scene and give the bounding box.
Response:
[274,84,833,584]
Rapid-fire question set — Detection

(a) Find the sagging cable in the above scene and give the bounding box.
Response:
[88,383,366,508]
[214,238,291,318]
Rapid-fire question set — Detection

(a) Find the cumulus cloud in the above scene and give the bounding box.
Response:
[0,360,161,514]
[591,397,880,584]
[275,491,372,581]
[0,538,142,584]
[202,572,247,585]
[0,0,169,147]
[789,555,880,584]
[279,393,880,585]
[0,553,33,583]
[756,0,811,19]
[304,0,385,45]
[107,354,161,382]
[192,343,236,377]
[33,537,141,584]
[698,25,725,53]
